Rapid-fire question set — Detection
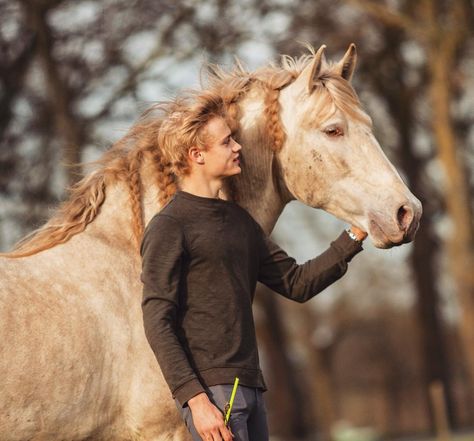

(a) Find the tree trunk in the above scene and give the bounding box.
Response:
[300,307,336,441]
[255,287,309,439]
[22,2,84,186]
[394,64,458,429]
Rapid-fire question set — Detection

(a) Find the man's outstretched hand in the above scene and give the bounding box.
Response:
[350,225,368,242]
[188,392,234,441]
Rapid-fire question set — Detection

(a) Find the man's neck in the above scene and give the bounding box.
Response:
[179,175,223,199]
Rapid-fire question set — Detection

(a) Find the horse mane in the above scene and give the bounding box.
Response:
[1,46,368,258]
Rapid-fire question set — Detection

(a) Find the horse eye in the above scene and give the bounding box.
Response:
[324,127,344,137]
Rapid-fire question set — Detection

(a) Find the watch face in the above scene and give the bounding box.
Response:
[347,230,358,241]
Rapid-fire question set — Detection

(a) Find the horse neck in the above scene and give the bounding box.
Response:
[83,180,139,254]
[227,86,290,234]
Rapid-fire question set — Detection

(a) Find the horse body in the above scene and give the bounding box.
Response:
[0,45,421,440]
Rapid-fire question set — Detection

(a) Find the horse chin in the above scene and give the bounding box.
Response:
[371,238,397,249]
[369,221,407,249]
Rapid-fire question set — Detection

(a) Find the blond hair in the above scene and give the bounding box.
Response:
[155,93,226,178]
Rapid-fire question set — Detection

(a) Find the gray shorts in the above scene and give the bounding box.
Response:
[175,384,269,441]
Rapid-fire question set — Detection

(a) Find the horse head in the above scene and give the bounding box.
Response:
[277,44,422,248]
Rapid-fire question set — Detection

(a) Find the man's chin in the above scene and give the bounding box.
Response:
[220,166,242,179]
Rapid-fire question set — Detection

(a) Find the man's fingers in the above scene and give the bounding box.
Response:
[197,431,207,441]
[200,430,216,441]
[198,426,218,441]
[218,423,233,441]
[211,428,223,441]
[193,401,233,441]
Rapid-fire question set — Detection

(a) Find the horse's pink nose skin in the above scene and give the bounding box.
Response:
[397,198,422,242]
[368,198,422,247]
[397,204,414,233]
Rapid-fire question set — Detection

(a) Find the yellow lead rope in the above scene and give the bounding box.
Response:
[224,377,239,426]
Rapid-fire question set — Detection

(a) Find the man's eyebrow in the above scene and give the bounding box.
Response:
[220,132,232,142]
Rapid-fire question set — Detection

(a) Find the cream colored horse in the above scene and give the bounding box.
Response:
[0,45,421,441]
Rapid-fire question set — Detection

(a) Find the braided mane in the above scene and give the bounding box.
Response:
[1,47,368,258]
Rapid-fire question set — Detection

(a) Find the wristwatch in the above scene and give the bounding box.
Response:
[346,228,360,242]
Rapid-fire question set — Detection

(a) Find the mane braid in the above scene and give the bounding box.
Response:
[260,80,286,152]
[0,172,108,258]
[127,148,145,248]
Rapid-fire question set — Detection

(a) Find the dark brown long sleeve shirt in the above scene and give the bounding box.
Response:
[140,190,363,407]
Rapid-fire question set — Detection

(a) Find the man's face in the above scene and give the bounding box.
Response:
[199,116,242,179]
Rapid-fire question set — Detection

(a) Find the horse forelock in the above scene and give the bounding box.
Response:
[2,47,369,258]
[315,73,372,127]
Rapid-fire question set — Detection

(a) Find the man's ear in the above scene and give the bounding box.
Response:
[188,146,204,164]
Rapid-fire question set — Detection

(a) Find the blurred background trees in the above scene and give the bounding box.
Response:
[1,0,473,440]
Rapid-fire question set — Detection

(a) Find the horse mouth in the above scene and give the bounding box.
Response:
[369,220,406,249]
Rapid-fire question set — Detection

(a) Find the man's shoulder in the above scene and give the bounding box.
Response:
[144,199,185,235]
[146,212,181,229]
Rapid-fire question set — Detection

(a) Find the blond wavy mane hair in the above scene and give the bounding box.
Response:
[2,48,369,258]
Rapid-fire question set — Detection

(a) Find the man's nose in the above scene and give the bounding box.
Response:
[233,141,242,151]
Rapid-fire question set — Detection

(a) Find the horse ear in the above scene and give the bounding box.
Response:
[336,43,357,82]
[294,44,326,94]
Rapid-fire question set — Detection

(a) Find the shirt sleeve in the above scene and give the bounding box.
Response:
[257,225,363,303]
[140,214,205,407]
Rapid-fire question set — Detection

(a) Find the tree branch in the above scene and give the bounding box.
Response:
[0,35,37,138]
[346,0,422,37]
[90,6,194,123]
[22,2,85,185]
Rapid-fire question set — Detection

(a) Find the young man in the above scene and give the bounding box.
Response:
[140,109,367,441]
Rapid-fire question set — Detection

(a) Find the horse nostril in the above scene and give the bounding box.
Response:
[397,204,414,232]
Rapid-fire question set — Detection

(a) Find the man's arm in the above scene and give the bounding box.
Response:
[140,214,205,406]
[256,224,365,303]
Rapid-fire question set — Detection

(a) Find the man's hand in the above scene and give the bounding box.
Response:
[187,392,234,441]
[350,225,368,242]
